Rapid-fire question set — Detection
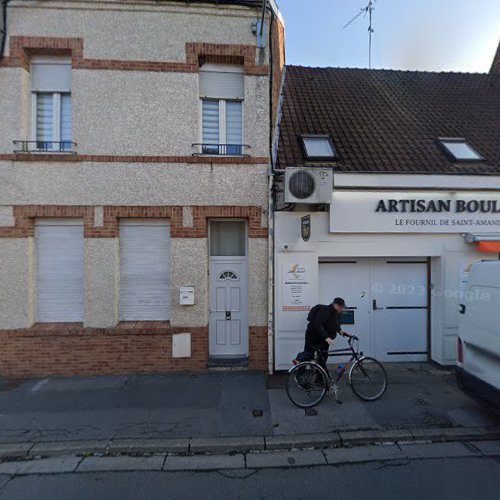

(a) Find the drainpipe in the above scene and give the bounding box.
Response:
[0,0,9,60]
[266,3,275,374]
[266,4,287,374]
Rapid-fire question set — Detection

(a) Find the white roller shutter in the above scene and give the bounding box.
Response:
[199,70,244,100]
[120,220,171,321]
[35,220,84,322]
[31,59,72,92]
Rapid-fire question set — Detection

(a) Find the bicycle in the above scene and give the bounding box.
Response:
[286,334,388,408]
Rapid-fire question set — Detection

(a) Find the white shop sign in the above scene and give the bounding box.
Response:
[330,191,500,233]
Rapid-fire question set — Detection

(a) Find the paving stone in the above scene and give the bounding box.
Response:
[0,443,32,459]
[0,456,81,475]
[399,442,479,459]
[265,433,341,451]
[190,437,264,454]
[409,427,482,442]
[108,438,189,454]
[245,449,326,469]
[340,429,413,445]
[30,440,108,457]
[469,440,500,456]
[324,444,404,464]
[77,455,165,472]
[164,454,245,471]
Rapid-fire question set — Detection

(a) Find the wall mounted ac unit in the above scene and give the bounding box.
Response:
[284,167,333,204]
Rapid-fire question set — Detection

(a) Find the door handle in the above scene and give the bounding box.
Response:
[225,311,231,320]
[459,304,466,315]
[372,299,384,311]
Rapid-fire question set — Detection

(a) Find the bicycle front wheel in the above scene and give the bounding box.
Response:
[286,362,328,408]
[349,357,387,401]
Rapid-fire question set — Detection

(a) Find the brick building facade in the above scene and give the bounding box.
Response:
[0,0,285,377]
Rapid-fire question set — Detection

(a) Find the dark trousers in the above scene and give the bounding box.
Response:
[304,341,329,373]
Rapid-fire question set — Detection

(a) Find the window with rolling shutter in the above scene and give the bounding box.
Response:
[31,58,73,152]
[35,220,84,323]
[199,64,244,155]
[119,220,171,321]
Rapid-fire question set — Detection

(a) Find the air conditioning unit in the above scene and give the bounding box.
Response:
[284,167,333,204]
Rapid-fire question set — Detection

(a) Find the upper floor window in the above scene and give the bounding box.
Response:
[198,64,244,156]
[31,58,73,152]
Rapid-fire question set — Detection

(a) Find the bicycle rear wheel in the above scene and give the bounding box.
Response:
[286,362,328,408]
[349,357,387,401]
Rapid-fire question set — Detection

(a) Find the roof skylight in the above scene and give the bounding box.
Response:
[439,138,483,162]
[301,135,336,160]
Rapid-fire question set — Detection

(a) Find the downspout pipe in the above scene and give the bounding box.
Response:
[266,2,287,373]
[0,0,9,60]
[266,1,275,374]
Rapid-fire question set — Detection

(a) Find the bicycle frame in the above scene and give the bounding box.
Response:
[319,338,364,385]
[287,337,363,388]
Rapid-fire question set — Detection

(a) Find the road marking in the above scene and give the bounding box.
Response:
[30,378,50,393]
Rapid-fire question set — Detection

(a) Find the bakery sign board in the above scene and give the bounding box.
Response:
[330,191,500,233]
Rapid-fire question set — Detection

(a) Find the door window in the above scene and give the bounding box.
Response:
[210,221,246,257]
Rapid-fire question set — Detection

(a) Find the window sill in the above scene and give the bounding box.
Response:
[13,141,78,155]
[192,153,250,158]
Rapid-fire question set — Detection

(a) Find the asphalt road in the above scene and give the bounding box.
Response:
[0,457,499,500]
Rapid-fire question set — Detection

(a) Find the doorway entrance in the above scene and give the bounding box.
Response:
[209,220,249,358]
[319,258,428,362]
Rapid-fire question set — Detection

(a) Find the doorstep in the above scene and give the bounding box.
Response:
[207,356,249,371]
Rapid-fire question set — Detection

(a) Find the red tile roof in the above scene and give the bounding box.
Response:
[278,66,500,175]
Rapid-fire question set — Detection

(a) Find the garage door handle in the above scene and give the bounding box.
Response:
[225,311,231,320]
[372,299,384,311]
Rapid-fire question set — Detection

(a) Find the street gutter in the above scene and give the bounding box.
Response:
[0,425,499,461]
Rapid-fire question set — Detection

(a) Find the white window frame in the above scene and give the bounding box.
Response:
[30,57,73,152]
[200,98,245,155]
[199,63,245,156]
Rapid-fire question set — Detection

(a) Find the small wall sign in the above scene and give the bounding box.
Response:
[301,215,311,242]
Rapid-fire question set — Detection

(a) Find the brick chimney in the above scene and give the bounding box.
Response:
[490,40,500,73]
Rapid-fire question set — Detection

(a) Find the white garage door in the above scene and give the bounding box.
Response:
[119,220,170,321]
[319,259,428,362]
[36,220,84,322]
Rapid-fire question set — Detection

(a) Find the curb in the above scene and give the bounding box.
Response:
[0,426,499,462]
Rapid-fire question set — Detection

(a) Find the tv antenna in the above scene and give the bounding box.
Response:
[343,0,376,69]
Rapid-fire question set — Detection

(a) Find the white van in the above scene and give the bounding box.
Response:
[457,260,500,409]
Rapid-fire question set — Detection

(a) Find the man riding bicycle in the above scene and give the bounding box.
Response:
[295,297,350,372]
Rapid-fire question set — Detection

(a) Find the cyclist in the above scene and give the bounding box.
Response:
[295,297,350,373]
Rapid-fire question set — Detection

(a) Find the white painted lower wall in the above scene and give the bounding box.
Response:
[274,212,498,369]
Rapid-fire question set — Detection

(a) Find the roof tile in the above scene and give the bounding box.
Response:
[278,66,500,175]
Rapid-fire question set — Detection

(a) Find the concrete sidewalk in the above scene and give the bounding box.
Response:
[0,363,498,450]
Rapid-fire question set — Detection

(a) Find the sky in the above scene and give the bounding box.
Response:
[277,0,500,72]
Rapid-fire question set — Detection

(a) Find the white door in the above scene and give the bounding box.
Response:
[371,260,428,362]
[318,258,428,362]
[319,261,372,360]
[119,220,170,321]
[209,221,248,358]
[35,220,84,322]
[209,261,248,357]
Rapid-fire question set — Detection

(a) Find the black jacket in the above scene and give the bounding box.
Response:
[305,305,342,349]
